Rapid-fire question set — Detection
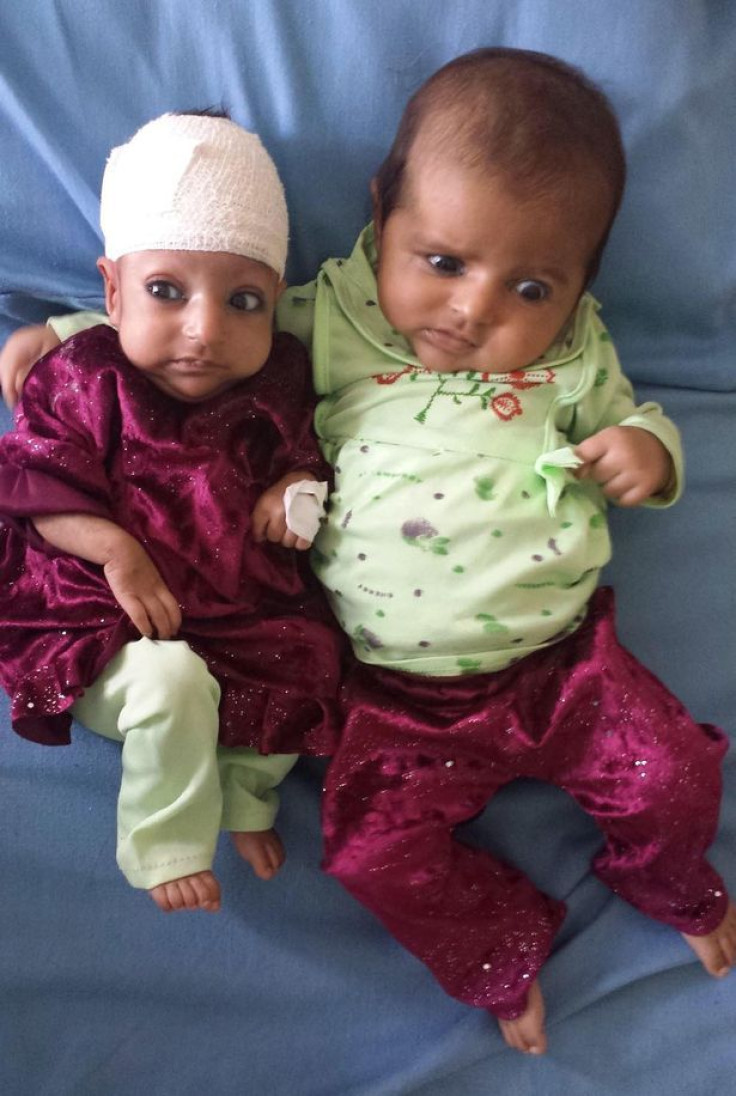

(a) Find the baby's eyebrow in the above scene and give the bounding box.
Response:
[407,227,464,253]
[535,266,570,285]
[419,240,462,255]
[506,262,570,285]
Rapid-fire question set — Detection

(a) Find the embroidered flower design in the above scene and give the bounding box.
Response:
[375,366,415,385]
[505,368,555,390]
[489,393,522,421]
[475,368,554,388]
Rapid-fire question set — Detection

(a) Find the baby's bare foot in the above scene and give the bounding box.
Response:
[149,869,221,913]
[682,900,736,977]
[498,980,547,1055]
[230,828,285,879]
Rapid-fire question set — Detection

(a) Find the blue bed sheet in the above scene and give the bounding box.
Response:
[1,3,735,1093]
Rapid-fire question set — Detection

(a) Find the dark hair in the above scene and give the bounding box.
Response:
[175,106,231,119]
[373,48,626,282]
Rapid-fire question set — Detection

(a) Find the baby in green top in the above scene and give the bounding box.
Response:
[3,47,735,1058]
[297,47,736,1057]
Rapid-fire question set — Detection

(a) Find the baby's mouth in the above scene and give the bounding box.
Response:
[421,328,477,353]
[169,358,221,374]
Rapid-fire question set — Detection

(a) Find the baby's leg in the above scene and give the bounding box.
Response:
[322,727,564,1043]
[550,595,730,953]
[578,709,728,944]
[229,831,285,880]
[72,638,224,912]
[682,902,736,977]
[218,749,298,879]
[498,982,547,1056]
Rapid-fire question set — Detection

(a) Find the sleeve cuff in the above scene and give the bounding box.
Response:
[47,311,110,341]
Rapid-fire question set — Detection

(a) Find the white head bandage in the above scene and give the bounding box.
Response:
[100,113,288,276]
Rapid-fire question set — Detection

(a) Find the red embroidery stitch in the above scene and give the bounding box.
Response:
[375,366,415,385]
[490,393,523,420]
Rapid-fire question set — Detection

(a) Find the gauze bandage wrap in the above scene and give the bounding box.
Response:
[100,113,288,276]
[283,480,328,543]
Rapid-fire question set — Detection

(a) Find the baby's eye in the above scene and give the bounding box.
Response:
[427,254,465,276]
[231,290,263,312]
[514,279,550,303]
[146,280,183,301]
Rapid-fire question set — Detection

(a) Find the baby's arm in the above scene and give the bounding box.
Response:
[0,325,61,407]
[569,315,681,507]
[250,333,331,549]
[1,312,107,407]
[34,512,182,639]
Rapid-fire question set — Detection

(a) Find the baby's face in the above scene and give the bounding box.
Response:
[375,158,604,374]
[98,250,283,402]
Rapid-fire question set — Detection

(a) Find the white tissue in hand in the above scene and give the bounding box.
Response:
[283,480,328,542]
[533,446,584,517]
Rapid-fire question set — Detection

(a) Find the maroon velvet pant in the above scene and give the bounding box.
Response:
[322,588,728,1019]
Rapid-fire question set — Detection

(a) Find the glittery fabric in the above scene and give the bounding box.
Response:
[322,587,728,1019]
[0,325,344,752]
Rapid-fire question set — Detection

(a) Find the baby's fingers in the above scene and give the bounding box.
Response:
[277,528,312,550]
[117,593,157,638]
[573,460,593,481]
[605,480,650,507]
[118,589,181,640]
[597,470,648,506]
[146,588,182,639]
[160,585,182,632]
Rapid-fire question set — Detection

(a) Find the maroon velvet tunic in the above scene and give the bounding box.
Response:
[0,325,344,751]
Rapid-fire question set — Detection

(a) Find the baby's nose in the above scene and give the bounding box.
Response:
[452,278,501,325]
[183,297,222,344]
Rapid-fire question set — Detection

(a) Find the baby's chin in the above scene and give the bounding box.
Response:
[410,335,527,376]
[147,374,241,403]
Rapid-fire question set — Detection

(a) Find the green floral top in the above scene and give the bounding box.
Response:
[277,224,684,675]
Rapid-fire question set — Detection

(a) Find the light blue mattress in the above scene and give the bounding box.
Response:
[1,3,735,1092]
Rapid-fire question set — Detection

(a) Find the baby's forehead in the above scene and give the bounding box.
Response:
[395,154,613,277]
[406,140,612,224]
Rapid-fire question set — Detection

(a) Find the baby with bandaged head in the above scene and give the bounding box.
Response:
[0,111,343,913]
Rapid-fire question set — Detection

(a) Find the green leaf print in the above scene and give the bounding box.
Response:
[457,656,483,672]
[401,534,450,555]
[474,476,496,501]
[475,613,510,636]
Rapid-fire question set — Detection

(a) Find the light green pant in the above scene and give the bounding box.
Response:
[72,638,297,890]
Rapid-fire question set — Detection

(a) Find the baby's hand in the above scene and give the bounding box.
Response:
[103,539,182,639]
[574,426,673,507]
[251,473,316,551]
[0,324,61,407]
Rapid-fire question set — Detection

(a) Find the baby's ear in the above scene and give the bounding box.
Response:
[370,178,383,245]
[96,257,121,324]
